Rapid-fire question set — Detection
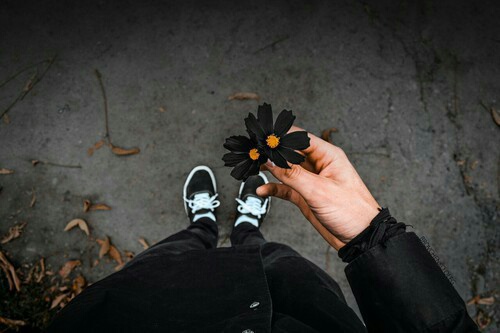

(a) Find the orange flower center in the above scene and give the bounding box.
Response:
[249,148,260,160]
[266,134,280,148]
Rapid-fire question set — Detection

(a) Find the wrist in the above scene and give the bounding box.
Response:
[338,208,407,263]
[342,206,380,243]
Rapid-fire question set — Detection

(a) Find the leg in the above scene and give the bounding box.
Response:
[262,242,366,332]
[131,166,220,261]
[230,222,266,246]
[229,172,270,246]
[229,173,365,331]
[129,218,218,264]
[158,217,218,249]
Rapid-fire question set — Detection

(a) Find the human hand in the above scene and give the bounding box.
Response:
[257,126,380,250]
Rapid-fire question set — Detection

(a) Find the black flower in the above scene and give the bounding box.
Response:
[222,135,267,180]
[244,103,310,169]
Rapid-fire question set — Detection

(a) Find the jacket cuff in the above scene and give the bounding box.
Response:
[338,208,406,263]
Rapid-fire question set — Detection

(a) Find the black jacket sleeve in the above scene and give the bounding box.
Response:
[340,210,478,332]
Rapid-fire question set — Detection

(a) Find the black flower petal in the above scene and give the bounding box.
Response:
[277,147,305,164]
[244,113,266,141]
[265,146,290,169]
[231,158,256,180]
[222,152,248,167]
[228,104,310,176]
[223,135,252,152]
[257,103,274,135]
[223,134,267,180]
[242,160,260,180]
[258,152,268,164]
[274,110,296,137]
[280,131,310,150]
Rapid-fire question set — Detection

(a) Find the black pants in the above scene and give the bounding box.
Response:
[129,218,354,329]
[140,217,267,252]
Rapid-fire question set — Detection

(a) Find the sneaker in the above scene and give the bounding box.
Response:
[234,172,271,228]
[183,166,220,223]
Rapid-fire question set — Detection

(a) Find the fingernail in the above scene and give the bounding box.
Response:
[265,160,275,168]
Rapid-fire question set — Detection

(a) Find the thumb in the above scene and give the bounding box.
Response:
[257,178,345,251]
[263,161,320,199]
[257,183,304,206]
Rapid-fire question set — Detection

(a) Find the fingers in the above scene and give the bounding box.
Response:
[263,161,320,199]
[257,182,315,228]
[257,183,303,206]
[257,182,317,228]
[257,182,345,250]
[288,125,346,173]
[289,125,335,155]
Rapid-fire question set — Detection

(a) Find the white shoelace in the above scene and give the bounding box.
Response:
[235,196,268,219]
[184,193,220,214]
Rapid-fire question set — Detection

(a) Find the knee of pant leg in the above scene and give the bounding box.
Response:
[260,242,302,261]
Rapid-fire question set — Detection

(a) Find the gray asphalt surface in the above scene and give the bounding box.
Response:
[0,0,498,329]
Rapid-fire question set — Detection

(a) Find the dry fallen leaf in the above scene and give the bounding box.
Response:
[0,316,26,329]
[138,237,150,250]
[30,191,36,207]
[90,203,112,211]
[72,275,86,295]
[109,245,124,270]
[92,259,99,268]
[0,251,21,292]
[66,293,75,303]
[2,114,11,124]
[87,140,106,156]
[0,168,14,175]
[476,310,491,330]
[478,297,495,305]
[109,245,123,265]
[321,127,338,143]
[35,257,46,283]
[96,237,110,258]
[158,106,167,113]
[111,145,140,156]
[24,265,35,284]
[490,107,500,127]
[1,222,27,244]
[124,250,134,259]
[84,199,111,211]
[23,73,36,92]
[50,294,67,310]
[31,159,40,166]
[468,295,495,306]
[58,260,81,278]
[64,219,90,236]
[228,92,260,101]
[467,295,479,305]
[83,199,91,212]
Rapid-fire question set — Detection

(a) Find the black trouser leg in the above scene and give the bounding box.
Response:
[230,223,364,331]
[230,222,267,246]
[129,218,218,263]
[261,242,366,332]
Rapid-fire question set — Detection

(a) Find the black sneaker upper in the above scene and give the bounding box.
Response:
[184,168,218,222]
[234,173,270,227]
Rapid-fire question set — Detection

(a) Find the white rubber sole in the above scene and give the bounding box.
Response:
[183,165,217,215]
[238,171,271,214]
